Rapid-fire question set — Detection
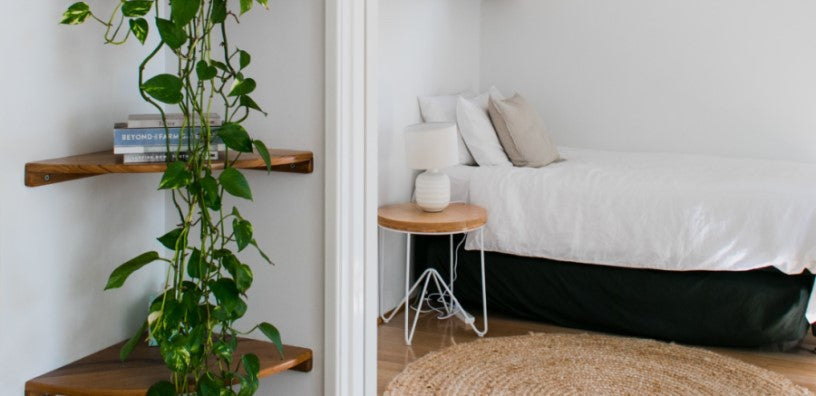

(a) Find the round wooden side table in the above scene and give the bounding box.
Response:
[378,203,488,345]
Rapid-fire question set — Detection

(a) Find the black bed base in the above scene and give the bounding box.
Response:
[414,235,814,350]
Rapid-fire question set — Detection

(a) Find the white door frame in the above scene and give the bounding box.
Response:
[324,0,378,395]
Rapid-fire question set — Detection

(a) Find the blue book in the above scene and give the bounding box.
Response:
[114,126,224,147]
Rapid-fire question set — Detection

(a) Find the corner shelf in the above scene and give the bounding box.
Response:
[24,337,312,396]
[25,148,314,187]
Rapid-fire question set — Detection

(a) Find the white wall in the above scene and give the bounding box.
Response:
[378,0,482,311]
[481,0,816,162]
[228,2,325,394]
[0,1,166,393]
[0,1,324,394]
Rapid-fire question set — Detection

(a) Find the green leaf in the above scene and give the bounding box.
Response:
[142,73,183,104]
[149,294,164,314]
[211,0,227,23]
[186,325,206,356]
[196,60,218,81]
[158,161,192,190]
[233,219,253,251]
[180,284,203,327]
[256,0,269,9]
[121,1,153,17]
[211,60,229,72]
[213,248,233,260]
[220,250,240,275]
[238,375,259,396]
[160,337,192,373]
[61,2,91,25]
[239,50,251,69]
[161,297,185,330]
[240,0,253,14]
[219,168,253,200]
[234,263,253,292]
[210,306,230,322]
[253,140,272,172]
[157,227,183,250]
[241,95,267,115]
[213,340,235,364]
[129,18,149,44]
[147,380,175,396]
[197,374,224,396]
[187,248,203,278]
[242,353,260,378]
[200,175,221,211]
[231,206,243,219]
[155,18,188,50]
[105,251,160,290]
[210,278,247,318]
[217,122,253,152]
[250,239,273,264]
[228,78,257,97]
[258,322,284,358]
[170,0,200,26]
[120,320,148,361]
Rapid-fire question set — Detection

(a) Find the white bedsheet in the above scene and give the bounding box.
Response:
[446,147,816,321]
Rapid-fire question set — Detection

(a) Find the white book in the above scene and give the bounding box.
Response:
[123,151,220,164]
[114,144,226,154]
[127,113,221,128]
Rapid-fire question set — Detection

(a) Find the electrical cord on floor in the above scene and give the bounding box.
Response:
[409,229,468,319]
[403,198,471,318]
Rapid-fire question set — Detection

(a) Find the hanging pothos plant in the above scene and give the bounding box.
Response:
[61,0,282,394]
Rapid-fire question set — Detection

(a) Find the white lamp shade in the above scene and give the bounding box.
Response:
[404,123,459,170]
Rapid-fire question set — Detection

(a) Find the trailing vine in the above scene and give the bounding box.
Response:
[62,1,282,394]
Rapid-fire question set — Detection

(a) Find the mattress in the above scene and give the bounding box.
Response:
[444,147,816,321]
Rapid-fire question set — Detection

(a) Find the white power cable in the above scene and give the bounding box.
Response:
[411,227,468,319]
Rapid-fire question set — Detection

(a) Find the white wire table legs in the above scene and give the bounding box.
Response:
[379,229,488,345]
[477,229,488,337]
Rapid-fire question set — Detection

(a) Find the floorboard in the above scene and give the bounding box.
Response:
[378,310,816,395]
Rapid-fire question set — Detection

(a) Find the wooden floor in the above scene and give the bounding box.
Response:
[378,309,816,394]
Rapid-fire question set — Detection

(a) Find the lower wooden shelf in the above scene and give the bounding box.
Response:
[24,338,312,396]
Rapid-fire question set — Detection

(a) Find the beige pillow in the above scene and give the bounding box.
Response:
[488,94,560,167]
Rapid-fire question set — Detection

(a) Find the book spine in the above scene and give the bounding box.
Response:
[114,127,223,146]
[122,151,220,164]
[114,143,226,154]
[127,118,222,128]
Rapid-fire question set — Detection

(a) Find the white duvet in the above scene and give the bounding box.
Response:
[449,147,816,322]
[448,147,816,274]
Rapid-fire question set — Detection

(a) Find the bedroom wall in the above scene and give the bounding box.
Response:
[0,1,166,393]
[378,0,482,311]
[216,2,326,394]
[480,0,816,162]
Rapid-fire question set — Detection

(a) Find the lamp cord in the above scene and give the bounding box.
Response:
[410,202,469,317]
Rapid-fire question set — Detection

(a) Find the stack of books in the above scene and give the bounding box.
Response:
[115,113,225,163]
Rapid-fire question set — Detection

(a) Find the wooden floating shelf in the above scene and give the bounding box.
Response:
[25,148,314,187]
[24,338,312,396]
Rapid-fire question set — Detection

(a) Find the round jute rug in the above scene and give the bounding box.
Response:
[384,333,812,395]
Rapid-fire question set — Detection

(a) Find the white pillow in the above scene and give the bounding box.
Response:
[418,91,476,165]
[456,87,512,166]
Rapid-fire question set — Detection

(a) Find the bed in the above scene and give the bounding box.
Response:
[416,146,816,349]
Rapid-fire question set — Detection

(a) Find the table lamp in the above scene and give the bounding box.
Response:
[404,122,459,212]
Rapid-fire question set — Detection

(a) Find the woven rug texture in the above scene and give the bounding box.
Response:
[384,333,811,395]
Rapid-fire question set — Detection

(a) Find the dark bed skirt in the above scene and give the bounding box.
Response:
[414,235,814,350]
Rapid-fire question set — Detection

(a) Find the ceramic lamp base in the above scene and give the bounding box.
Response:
[415,169,450,212]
